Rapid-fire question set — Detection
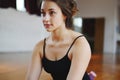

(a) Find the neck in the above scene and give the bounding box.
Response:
[51,27,71,42]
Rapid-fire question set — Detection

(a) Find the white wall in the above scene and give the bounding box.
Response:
[0,0,119,53]
[0,8,49,52]
[76,0,118,54]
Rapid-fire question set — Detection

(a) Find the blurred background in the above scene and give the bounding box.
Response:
[0,0,120,80]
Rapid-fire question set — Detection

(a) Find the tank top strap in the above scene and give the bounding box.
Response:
[43,38,46,57]
[66,35,84,55]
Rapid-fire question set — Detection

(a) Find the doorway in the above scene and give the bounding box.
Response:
[82,18,105,53]
[73,17,105,53]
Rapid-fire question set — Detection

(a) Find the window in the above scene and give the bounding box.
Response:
[73,17,83,32]
[16,0,26,11]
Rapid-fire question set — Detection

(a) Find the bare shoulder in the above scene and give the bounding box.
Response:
[67,32,91,80]
[75,35,90,49]
[32,39,45,58]
[72,31,89,47]
[71,31,91,57]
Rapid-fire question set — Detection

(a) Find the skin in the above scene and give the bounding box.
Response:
[26,0,91,80]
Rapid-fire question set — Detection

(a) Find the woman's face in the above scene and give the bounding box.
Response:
[41,0,66,32]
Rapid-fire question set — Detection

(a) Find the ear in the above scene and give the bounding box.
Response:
[63,15,67,21]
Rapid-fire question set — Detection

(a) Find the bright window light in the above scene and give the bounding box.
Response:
[73,17,82,28]
[16,0,26,11]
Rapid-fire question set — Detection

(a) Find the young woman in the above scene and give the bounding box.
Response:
[26,0,91,80]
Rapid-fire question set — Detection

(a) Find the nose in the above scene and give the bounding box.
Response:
[43,14,50,22]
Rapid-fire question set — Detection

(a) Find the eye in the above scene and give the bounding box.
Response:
[49,11,56,16]
[41,11,46,17]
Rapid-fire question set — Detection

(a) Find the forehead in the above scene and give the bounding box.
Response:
[41,0,61,11]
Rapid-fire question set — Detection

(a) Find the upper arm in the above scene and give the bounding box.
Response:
[67,37,91,80]
[26,42,43,80]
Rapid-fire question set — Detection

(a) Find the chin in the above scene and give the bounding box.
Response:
[46,29,52,32]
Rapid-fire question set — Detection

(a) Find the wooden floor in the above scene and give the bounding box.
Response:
[0,52,120,80]
[87,53,120,80]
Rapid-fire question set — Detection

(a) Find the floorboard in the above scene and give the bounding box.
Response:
[0,52,120,80]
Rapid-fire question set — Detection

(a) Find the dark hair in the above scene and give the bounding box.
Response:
[38,0,78,29]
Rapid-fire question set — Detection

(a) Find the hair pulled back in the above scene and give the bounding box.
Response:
[38,0,78,29]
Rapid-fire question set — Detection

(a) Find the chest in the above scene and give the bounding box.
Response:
[44,42,73,61]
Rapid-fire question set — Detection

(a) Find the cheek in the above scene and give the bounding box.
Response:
[52,16,65,26]
[42,18,44,23]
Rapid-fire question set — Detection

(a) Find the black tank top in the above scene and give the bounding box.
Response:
[42,35,90,80]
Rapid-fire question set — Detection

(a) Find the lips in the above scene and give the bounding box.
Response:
[44,24,51,28]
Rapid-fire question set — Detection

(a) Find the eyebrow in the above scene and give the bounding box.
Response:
[41,8,56,12]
